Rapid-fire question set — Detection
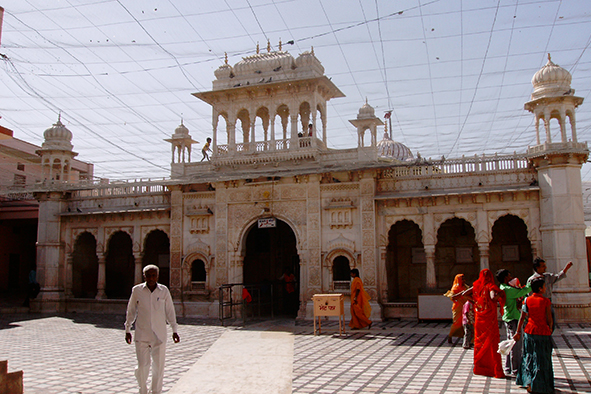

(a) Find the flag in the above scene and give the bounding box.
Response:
[0,7,4,47]
[384,111,392,120]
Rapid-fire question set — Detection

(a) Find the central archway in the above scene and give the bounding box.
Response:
[242,219,299,317]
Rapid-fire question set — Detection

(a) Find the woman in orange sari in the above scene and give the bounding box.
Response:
[444,274,468,344]
[472,268,506,378]
[350,269,372,329]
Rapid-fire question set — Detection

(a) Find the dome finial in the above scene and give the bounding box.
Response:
[256,42,260,54]
[548,53,551,62]
[58,111,62,123]
[267,39,271,53]
[365,97,368,105]
[311,46,314,55]
[279,39,282,51]
[224,52,228,65]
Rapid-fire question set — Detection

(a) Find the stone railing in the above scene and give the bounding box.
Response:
[214,137,321,156]
[381,153,530,179]
[527,141,589,157]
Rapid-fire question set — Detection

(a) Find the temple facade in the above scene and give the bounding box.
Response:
[23,49,591,321]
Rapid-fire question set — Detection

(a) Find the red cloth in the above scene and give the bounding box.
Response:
[472,269,505,378]
[242,288,252,303]
[524,293,552,336]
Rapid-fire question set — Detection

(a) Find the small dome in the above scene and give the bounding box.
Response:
[377,131,413,161]
[357,101,376,119]
[42,117,73,151]
[531,54,573,100]
[173,121,190,138]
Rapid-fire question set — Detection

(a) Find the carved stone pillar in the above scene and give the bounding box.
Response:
[169,186,183,299]
[96,254,106,300]
[65,254,73,297]
[478,243,490,271]
[134,252,143,285]
[424,245,436,289]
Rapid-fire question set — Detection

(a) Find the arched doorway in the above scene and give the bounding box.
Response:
[105,231,134,299]
[72,232,98,298]
[435,218,480,289]
[242,219,299,317]
[489,215,532,283]
[386,220,425,302]
[143,230,170,288]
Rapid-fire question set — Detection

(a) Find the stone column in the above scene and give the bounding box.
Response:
[424,245,436,289]
[96,254,106,299]
[359,172,380,319]
[169,186,183,299]
[533,150,591,321]
[134,252,143,285]
[478,243,490,271]
[304,175,321,318]
[34,191,67,312]
[65,254,73,297]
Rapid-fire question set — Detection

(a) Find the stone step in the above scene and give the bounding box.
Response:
[0,360,24,394]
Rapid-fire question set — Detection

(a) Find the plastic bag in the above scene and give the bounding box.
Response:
[498,339,516,356]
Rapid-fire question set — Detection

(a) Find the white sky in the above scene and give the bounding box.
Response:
[0,0,590,181]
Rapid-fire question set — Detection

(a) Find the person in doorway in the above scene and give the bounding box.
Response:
[278,267,297,314]
[514,278,554,393]
[527,257,572,332]
[23,269,40,307]
[467,268,506,378]
[444,273,468,344]
[349,268,372,330]
[308,123,313,137]
[496,269,532,376]
[201,137,212,162]
[125,265,180,394]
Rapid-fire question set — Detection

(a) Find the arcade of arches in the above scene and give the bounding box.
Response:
[385,215,532,302]
[70,229,171,300]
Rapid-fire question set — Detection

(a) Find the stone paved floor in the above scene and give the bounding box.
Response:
[0,313,590,393]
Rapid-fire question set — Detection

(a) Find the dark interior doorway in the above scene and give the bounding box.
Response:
[72,232,98,298]
[143,230,170,288]
[105,231,134,299]
[242,219,299,317]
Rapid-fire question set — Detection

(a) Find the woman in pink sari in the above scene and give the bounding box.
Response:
[444,274,468,344]
[472,269,505,378]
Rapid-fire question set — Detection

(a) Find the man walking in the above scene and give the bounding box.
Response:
[496,269,531,376]
[125,264,180,394]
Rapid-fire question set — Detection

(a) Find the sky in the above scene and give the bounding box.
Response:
[0,0,590,182]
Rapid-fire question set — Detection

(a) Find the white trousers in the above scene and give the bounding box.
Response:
[135,339,166,394]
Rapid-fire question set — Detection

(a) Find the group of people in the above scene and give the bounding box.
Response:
[445,258,573,393]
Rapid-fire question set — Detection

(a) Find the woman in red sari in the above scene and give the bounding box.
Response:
[444,274,468,344]
[472,269,505,378]
[349,269,372,329]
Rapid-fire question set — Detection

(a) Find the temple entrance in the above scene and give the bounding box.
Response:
[242,219,299,317]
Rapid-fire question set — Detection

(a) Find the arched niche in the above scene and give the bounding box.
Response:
[489,214,532,283]
[386,219,425,302]
[435,217,480,290]
[71,231,98,298]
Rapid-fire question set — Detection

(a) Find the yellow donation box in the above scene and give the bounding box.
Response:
[312,294,345,335]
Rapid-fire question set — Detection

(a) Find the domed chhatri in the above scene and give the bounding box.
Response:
[377,123,413,162]
[357,99,376,120]
[172,120,190,138]
[41,115,73,151]
[531,53,574,100]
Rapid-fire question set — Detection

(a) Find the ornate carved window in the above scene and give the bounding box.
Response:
[325,198,355,229]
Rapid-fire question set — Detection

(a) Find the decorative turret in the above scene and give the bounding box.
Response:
[36,114,78,181]
[349,100,382,149]
[165,120,198,164]
[525,54,585,150]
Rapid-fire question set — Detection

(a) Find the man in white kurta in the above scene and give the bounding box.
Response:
[125,265,180,394]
